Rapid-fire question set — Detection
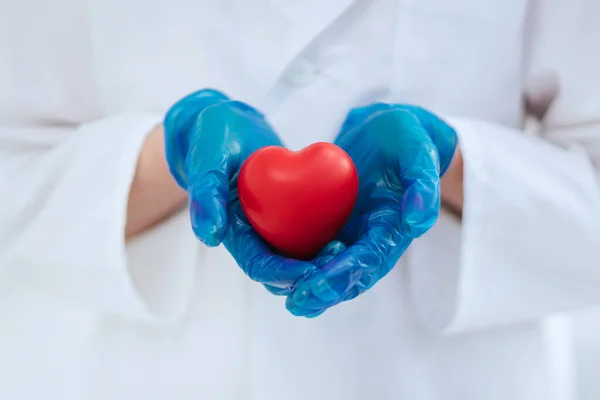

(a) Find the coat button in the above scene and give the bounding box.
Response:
[284,59,320,87]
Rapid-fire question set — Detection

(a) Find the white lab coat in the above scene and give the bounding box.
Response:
[1,0,599,399]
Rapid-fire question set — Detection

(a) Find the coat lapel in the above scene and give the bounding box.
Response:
[259,0,359,111]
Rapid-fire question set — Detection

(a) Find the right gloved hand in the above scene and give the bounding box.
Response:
[164,89,330,294]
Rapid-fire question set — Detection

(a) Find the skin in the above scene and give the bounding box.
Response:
[125,124,187,239]
[440,147,464,216]
[438,70,560,218]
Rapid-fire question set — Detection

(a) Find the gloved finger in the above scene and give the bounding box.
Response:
[286,271,361,317]
[263,240,346,296]
[292,290,361,318]
[335,102,390,151]
[303,311,326,318]
[186,101,255,245]
[188,152,230,246]
[286,233,387,315]
[287,208,411,315]
[337,103,457,177]
[164,89,230,187]
[398,105,458,176]
[313,240,347,266]
[337,209,371,246]
[381,108,442,237]
[263,285,290,296]
[224,204,317,289]
[278,240,346,297]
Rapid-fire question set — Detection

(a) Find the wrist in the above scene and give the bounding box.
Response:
[440,147,464,216]
[126,124,188,238]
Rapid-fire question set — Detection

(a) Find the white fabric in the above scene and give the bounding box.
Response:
[0,115,199,322]
[0,0,599,399]
[408,119,600,333]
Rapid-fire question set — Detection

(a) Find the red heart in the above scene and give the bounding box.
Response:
[238,142,359,260]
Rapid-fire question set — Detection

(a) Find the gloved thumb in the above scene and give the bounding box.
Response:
[188,154,231,246]
[164,89,230,188]
[313,240,347,266]
[262,241,346,296]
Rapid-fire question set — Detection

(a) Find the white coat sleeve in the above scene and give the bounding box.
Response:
[0,114,198,323]
[404,0,600,333]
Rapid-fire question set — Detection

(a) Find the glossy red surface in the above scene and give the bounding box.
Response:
[238,142,359,260]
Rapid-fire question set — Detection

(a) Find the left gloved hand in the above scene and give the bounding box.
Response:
[286,103,458,317]
[164,89,328,294]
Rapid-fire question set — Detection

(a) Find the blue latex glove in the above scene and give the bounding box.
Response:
[164,89,327,293]
[286,103,458,317]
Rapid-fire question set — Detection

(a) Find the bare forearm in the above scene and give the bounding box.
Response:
[126,124,187,239]
[440,146,464,216]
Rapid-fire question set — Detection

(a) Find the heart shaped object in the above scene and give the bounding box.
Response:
[238,142,359,260]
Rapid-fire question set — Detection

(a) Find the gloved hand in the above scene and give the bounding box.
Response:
[164,89,325,293]
[285,103,458,317]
